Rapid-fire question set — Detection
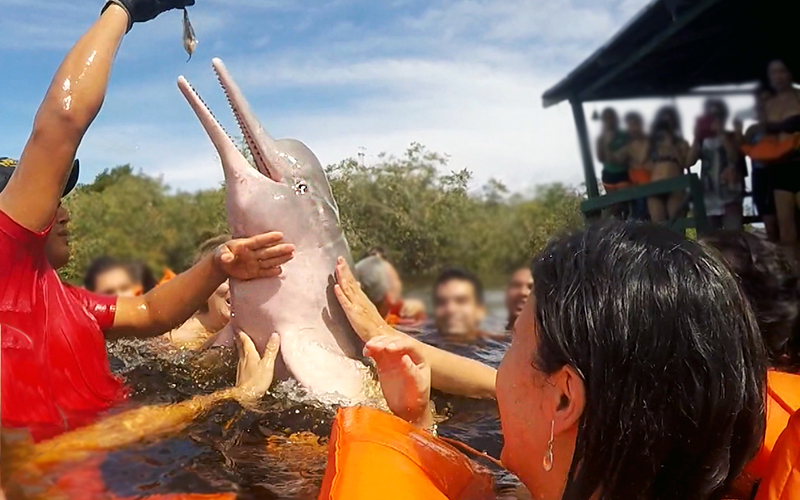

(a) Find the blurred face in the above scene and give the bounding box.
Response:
[434,279,485,339]
[602,111,618,131]
[657,110,676,132]
[205,280,231,331]
[769,60,792,92]
[505,268,533,327]
[625,116,643,136]
[95,268,140,297]
[45,205,71,270]
[497,298,578,496]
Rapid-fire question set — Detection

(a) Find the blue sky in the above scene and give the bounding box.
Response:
[1,0,744,193]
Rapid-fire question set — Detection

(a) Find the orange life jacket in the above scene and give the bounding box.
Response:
[755,409,800,500]
[318,406,495,500]
[745,371,800,479]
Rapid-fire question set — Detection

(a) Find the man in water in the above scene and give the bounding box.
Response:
[0,0,294,441]
[354,255,426,326]
[504,267,532,331]
[354,256,403,322]
[432,267,487,343]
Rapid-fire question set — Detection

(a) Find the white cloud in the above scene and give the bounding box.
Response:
[5,0,699,196]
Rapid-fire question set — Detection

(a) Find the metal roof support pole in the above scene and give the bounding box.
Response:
[570,99,599,199]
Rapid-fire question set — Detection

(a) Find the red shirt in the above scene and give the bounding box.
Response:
[0,209,126,441]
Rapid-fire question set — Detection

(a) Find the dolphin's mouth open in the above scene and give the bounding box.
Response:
[177,58,288,183]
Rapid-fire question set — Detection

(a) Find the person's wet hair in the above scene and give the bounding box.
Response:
[531,221,766,500]
[354,256,390,306]
[126,260,157,293]
[434,267,484,304]
[84,256,130,291]
[702,231,800,372]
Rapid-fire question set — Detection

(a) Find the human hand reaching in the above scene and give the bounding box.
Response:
[234,332,280,403]
[214,233,294,281]
[334,257,393,342]
[364,335,433,429]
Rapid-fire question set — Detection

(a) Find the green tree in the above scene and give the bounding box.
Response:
[61,145,584,286]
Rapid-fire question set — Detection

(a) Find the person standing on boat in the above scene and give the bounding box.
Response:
[595,108,630,217]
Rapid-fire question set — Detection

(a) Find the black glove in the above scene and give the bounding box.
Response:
[102,0,195,32]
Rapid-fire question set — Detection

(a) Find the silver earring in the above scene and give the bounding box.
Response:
[542,420,554,472]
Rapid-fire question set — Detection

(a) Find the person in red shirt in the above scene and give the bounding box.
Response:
[0,0,294,443]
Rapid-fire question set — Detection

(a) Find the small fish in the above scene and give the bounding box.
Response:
[182,8,198,62]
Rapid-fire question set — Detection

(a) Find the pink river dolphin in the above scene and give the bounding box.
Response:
[177,58,371,403]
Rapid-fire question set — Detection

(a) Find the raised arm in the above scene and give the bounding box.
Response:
[0,0,197,232]
[333,258,497,399]
[109,233,294,339]
[0,6,128,232]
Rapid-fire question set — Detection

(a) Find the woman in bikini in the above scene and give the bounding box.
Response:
[646,106,691,223]
[764,59,800,258]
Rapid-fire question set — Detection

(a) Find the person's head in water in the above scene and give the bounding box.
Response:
[505,267,533,330]
[433,267,485,340]
[702,230,800,371]
[600,108,618,132]
[84,257,141,297]
[496,221,766,500]
[193,234,233,332]
[768,59,793,93]
[354,256,402,317]
[624,112,644,138]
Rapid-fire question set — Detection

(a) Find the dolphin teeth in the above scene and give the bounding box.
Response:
[215,74,269,174]
[188,80,236,145]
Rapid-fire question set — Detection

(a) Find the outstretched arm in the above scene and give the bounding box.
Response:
[334,258,497,399]
[108,234,294,339]
[0,5,128,232]
[12,333,280,473]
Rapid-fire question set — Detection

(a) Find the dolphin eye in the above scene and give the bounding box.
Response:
[293,181,309,195]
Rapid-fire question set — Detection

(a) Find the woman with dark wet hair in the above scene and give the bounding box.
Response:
[702,231,800,371]
[335,220,767,500]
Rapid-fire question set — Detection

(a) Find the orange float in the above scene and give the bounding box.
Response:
[755,409,800,500]
[744,371,800,480]
[741,135,800,162]
[318,406,495,500]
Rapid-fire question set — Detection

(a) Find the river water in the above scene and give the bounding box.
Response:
[13,290,517,499]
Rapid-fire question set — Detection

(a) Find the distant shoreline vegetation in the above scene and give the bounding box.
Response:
[60,144,584,284]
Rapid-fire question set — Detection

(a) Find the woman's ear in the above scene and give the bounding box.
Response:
[551,365,585,435]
